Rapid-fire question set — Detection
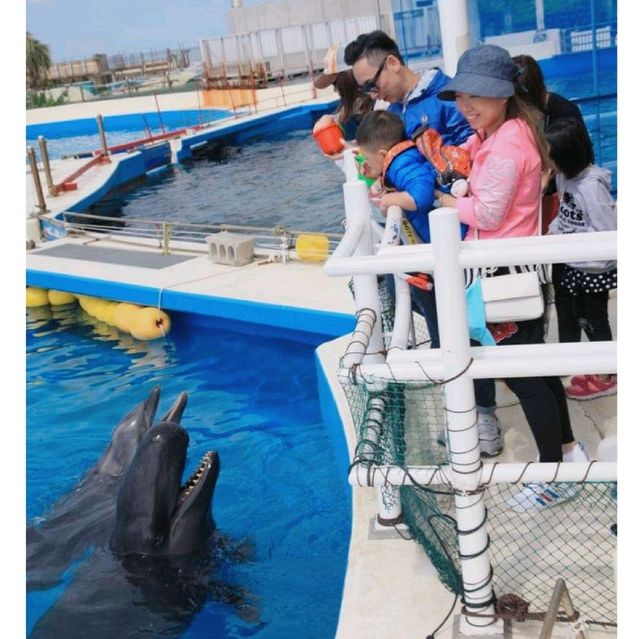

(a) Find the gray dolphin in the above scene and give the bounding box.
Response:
[110,421,219,556]
[26,387,188,590]
[28,392,257,638]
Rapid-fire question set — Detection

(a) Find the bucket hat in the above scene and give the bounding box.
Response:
[314,43,350,89]
[437,44,519,101]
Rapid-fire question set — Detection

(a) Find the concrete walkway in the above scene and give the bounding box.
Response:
[26,81,338,125]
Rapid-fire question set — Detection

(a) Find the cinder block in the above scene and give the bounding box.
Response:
[206,232,255,266]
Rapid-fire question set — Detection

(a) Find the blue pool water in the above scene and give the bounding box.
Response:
[26,304,351,638]
[84,129,347,234]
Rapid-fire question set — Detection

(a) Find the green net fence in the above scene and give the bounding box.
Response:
[349,277,433,349]
[341,363,617,627]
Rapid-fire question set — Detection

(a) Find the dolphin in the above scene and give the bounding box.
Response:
[26,386,168,590]
[28,392,257,638]
[110,422,219,556]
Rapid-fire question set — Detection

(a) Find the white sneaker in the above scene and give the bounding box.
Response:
[506,482,579,512]
[563,441,589,462]
[477,412,503,457]
[535,441,590,463]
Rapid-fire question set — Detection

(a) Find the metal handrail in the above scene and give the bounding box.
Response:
[42,210,343,254]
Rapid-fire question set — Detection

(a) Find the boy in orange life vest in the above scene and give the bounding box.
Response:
[356,109,468,242]
[355,109,445,347]
[356,110,438,240]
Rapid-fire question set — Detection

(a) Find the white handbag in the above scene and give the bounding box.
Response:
[475,202,545,324]
[480,270,544,323]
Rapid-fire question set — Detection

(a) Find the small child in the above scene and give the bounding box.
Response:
[546,118,617,399]
[356,110,473,349]
[356,109,441,346]
[356,110,438,242]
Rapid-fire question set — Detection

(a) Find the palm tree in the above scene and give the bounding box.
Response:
[26,32,52,90]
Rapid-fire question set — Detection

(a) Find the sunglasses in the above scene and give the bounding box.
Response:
[358,56,389,95]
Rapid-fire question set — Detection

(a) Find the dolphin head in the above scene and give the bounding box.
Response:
[110,421,219,556]
[97,386,161,477]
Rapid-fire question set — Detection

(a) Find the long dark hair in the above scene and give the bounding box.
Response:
[512,54,547,113]
[333,70,374,123]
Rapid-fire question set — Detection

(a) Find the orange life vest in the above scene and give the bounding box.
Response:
[412,126,471,187]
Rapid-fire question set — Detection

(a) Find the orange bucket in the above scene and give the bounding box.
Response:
[312,121,344,155]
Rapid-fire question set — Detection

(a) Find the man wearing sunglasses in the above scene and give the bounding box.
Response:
[344,31,472,146]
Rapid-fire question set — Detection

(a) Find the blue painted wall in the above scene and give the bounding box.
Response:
[25,269,355,343]
[26,109,229,139]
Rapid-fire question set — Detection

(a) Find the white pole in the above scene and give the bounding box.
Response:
[378,206,413,353]
[333,152,400,524]
[383,340,617,379]
[437,0,470,76]
[535,0,545,32]
[339,150,385,363]
[430,208,502,635]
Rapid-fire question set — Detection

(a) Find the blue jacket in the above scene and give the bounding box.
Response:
[388,68,473,146]
[384,146,436,243]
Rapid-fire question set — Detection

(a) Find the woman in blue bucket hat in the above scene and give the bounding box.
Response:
[435,44,590,512]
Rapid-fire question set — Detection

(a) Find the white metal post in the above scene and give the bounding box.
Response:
[437,0,471,76]
[339,151,401,525]
[341,150,385,364]
[430,208,502,635]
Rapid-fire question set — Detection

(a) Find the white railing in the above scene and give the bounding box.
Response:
[324,150,617,635]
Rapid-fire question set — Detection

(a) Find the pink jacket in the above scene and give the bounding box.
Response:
[456,118,542,240]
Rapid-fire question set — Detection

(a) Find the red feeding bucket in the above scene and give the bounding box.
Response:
[312,121,344,155]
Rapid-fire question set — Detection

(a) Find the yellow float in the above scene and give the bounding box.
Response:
[26,287,49,308]
[47,290,76,306]
[102,302,120,326]
[295,234,330,263]
[92,299,114,323]
[128,307,172,340]
[113,303,143,333]
[78,295,97,314]
[27,288,171,342]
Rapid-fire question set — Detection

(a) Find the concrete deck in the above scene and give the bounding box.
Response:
[26,153,128,220]
[26,236,355,338]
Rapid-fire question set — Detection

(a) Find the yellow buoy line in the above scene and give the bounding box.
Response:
[26,287,171,341]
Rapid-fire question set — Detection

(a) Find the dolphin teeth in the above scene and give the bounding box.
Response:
[179,451,215,503]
